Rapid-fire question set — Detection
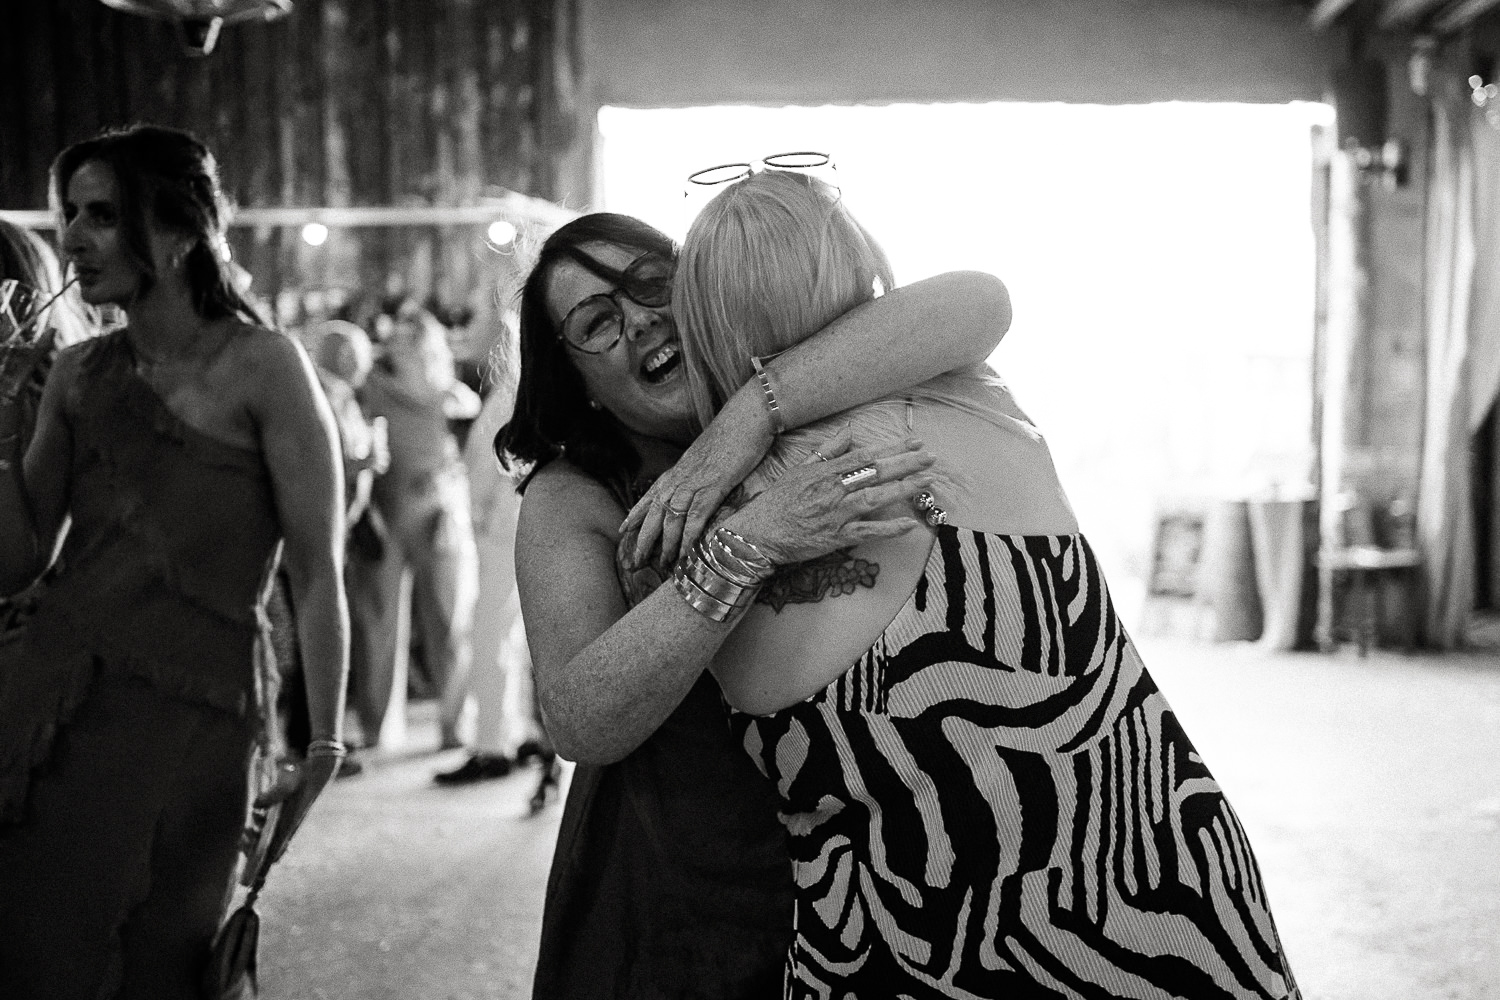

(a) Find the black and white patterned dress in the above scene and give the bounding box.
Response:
[731,526,1300,1000]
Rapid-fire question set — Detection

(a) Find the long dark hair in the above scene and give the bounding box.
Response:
[497,213,677,494]
[50,124,265,325]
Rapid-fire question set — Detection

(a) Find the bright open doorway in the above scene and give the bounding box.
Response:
[597,101,1334,608]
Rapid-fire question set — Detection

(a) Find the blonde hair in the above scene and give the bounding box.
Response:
[674,170,895,430]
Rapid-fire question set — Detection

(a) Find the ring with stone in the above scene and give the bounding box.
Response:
[812,449,828,462]
[839,465,877,488]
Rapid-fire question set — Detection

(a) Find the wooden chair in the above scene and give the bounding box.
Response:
[1315,545,1422,655]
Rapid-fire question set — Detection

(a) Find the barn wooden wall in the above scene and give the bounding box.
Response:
[0,0,589,319]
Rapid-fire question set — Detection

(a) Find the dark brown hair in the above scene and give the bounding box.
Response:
[496,213,677,494]
[51,124,264,325]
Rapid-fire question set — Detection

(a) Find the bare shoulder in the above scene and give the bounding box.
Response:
[226,323,313,381]
[518,460,623,543]
[528,461,621,524]
[219,324,323,414]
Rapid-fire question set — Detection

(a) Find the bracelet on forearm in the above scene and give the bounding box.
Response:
[682,553,760,609]
[700,535,764,589]
[683,553,745,604]
[684,546,763,606]
[673,548,762,623]
[749,356,786,436]
[673,571,746,623]
[711,527,775,581]
[306,738,348,758]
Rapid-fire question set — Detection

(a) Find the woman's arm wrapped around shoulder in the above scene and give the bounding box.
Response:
[622,270,1010,567]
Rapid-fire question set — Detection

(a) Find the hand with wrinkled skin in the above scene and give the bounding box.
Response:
[620,270,1013,569]
[712,432,936,568]
[619,383,772,571]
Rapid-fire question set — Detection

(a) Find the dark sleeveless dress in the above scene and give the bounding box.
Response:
[732,526,1301,999]
[530,477,794,1000]
[0,330,283,999]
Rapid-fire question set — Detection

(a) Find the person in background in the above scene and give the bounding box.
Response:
[0,123,348,999]
[312,319,387,532]
[0,218,93,447]
[434,349,555,799]
[501,210,1011,999]
[351,306,481,748]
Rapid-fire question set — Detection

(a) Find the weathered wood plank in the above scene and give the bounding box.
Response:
[2,0,584,316]
[1434,0,1500,30]
[1379,0,1450,27]
[1309,0,1361,30]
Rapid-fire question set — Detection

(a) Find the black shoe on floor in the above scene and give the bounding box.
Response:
[434,753,513,786]
[528,755,561,815]
[515,739,552,765]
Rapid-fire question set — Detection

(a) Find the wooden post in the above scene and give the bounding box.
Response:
[1317,148,1377,650]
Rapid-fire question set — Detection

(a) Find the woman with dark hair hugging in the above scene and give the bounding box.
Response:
[667,168,1302,998]
[0,124,349,999]
[500,209,1013,998]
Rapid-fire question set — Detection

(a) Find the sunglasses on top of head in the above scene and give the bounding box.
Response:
[558,250,676,356]
[685,151,835,190]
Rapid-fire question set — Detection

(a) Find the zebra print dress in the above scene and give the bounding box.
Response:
[730,526,1300,1000]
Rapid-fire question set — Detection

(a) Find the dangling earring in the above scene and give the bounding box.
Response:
[588,399,602,411]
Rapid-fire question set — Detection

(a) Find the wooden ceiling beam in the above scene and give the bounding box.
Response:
[1310,0,1362,30]
[1380,0,1452,27]
[1435,0,1500,31]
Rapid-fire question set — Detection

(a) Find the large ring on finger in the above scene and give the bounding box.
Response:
[666,502,690,518]
[812,448,828,462]
[839,465,877,488]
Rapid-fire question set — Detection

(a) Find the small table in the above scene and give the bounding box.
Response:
[1316,546,1422,655]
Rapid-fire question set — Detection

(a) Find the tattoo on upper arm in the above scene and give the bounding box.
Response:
[756,548,879,613]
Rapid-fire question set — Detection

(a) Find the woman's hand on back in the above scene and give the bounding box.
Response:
[718,428,934,567]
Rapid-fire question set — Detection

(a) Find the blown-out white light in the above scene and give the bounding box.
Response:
[599,101,1334,606]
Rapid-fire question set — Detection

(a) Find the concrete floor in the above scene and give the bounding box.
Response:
[257,637,1500,999]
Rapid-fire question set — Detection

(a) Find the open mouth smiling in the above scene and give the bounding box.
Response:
[640,342,682,384]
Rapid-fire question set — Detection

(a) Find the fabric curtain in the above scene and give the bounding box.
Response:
[1466,106,1500,426]
[1416,86,1478,649]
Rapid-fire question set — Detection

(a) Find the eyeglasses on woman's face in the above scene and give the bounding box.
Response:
[558,250,675,355]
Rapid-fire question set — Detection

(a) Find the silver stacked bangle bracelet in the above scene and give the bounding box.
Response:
[673,526,775,623]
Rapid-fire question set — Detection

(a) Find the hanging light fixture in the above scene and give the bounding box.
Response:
[96,0,293,57]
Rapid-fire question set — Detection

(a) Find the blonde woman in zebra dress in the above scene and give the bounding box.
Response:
[659,167,1301,999]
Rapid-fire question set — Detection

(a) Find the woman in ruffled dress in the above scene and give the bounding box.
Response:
[0,124,349,999]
